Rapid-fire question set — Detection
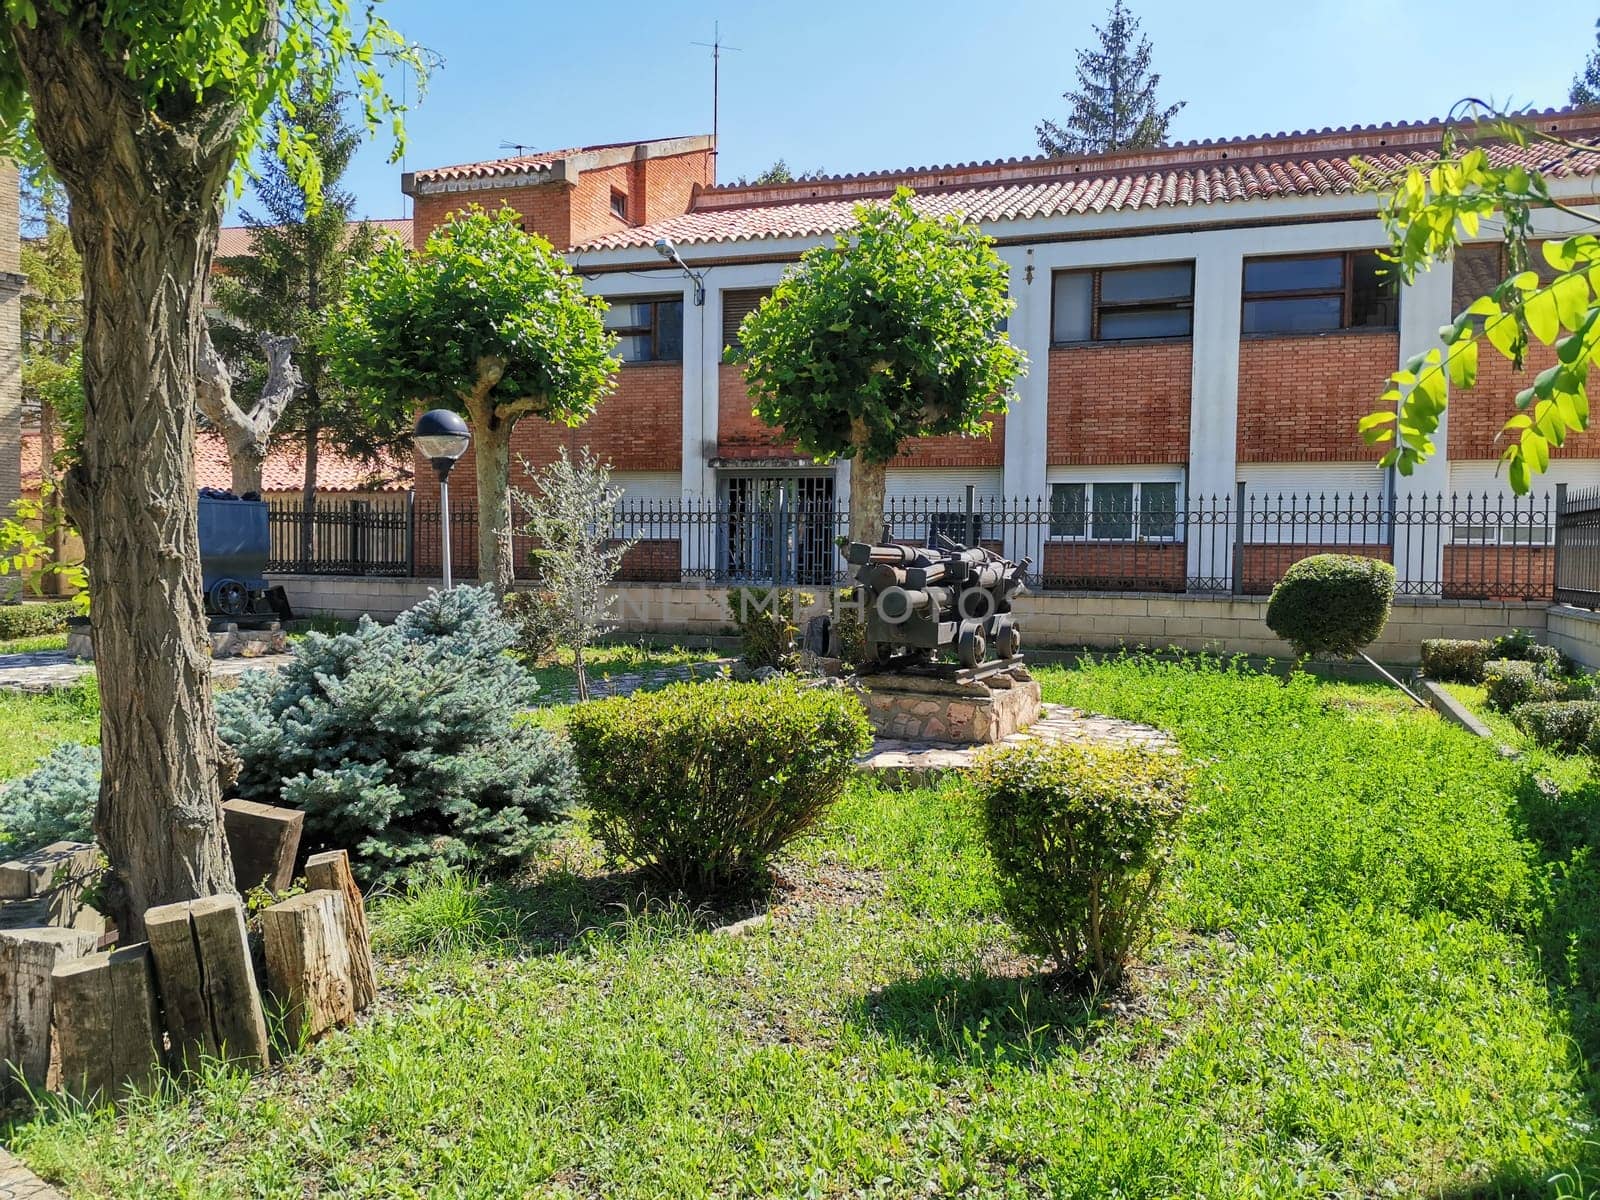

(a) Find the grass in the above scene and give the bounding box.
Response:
[8,655,1600,1196]
[0,676,99,781]
[0,633,69,656]
[526,639,728,702]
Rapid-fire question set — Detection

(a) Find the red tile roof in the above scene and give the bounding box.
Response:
[21,432,412,495]
[215,218,411,261]
[574,108,1600,252]
[409,136,704,186]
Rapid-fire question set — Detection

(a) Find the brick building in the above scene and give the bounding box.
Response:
[399,115,1600,594]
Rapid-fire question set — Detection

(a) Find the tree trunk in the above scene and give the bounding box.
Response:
[848,457,889,549]
[300,419,320,567]
[195,329,299,496]
[473,414,515,596]
[12,11,256,938]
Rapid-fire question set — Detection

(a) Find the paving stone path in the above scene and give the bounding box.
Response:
[0,650,296,694]
[858,703,1176,787]
[0,1148,67,1199]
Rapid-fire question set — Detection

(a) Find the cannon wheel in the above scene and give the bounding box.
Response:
[995,618,1021,659]
[958,621,987,669]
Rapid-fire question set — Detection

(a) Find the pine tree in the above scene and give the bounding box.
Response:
[1573,20,1600,106]
[211,80,409,516]
[1036,0,1185,157]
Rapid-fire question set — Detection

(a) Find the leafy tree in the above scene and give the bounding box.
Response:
[0,1,424,936]
[734,158,827,186]
[1358,108,1600,493]
[1036,0,1184,156]
[1573,20,1600,107]
[734,189,1025,547]
[210,80,409,512]
[513,447,636,703]
[326,206,617,595]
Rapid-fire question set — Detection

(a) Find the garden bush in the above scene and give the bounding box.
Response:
[726,587,814,671]
[501,589,562,665]
[1484,658,1564,713]
[0,600,76,641]
[972,740,1192,988]
[568,677,873,892]
[217,585,576,887]
[1510,700,1600,754]
[0,741,99,853]
[1419,638,1490,683]
[1264,554,1395,657]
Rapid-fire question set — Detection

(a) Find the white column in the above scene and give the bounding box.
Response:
[1001,248,1049,563]
[1392,260,1454,591]
[1186,243,1245,586]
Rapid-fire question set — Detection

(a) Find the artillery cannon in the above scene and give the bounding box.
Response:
[846,534,1029,674]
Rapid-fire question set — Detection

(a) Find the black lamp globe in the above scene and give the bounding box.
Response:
[414,409,471,478]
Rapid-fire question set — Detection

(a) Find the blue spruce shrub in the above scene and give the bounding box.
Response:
[0,742,100,853]
[217,586,576,887]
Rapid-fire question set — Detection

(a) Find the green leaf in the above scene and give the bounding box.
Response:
[1446,340,1478,389]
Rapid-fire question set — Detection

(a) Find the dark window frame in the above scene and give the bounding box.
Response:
[609,188,629,221]
[1050,262,1195,347]
[721,287,771,355]
[1047,479,1183,542]
[606,294,683,364]
[1241,250,1398,335]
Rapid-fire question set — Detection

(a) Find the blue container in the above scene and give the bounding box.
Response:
[198,495,270,614]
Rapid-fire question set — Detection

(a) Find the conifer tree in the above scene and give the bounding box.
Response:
[1036,0,1184,156]
[1572,20,1600,106]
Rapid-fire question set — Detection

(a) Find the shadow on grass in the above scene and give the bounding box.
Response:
[847,968,1113,1069]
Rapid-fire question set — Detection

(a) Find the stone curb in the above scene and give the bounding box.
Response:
[0,1148,68,1199]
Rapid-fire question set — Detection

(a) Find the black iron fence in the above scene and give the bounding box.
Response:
[265,489,1569,601]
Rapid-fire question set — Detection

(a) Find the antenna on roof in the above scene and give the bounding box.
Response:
[691,21,741,165]
[498,140,536,156]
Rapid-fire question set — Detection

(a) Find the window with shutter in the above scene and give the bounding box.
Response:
[721,288,771,354]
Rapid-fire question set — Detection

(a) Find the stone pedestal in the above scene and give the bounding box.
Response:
[857,664,1042,744]
[66,622,286,661]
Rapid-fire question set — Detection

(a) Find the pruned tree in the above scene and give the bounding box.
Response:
[0,2,425,938]
[733,188,1025,547]
[513,447,636,702]
[210,79,408,522]
[326,206,617,596]
[1036,0,1184,157]
[1358,105,1600,493]
[194,329,302,495]
[1573,20,1600,107]
[734,158,827,186]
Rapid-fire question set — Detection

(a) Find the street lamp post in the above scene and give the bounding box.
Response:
[413,409,472,589]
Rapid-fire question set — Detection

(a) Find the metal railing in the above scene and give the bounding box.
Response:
[264,488,1566,601]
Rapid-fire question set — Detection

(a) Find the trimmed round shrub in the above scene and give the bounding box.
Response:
[972,741,1191,988]
[1265,554,1396,657]
[1419,638,1490,683]
[0,600,77,641]
[1511,700,1600,754]
[217,585,576,888]
[0,741,99,853]
[1483,658,1564,713]
[726,587,814,671]
[568,677,873,892]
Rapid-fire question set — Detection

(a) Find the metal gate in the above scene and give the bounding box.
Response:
[721,473,838,585]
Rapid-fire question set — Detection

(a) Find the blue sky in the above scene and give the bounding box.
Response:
[305,0,1595,223]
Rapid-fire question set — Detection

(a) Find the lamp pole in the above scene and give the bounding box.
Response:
[413,409,472,590]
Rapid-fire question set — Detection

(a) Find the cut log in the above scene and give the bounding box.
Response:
[52,943,162,1105]
[0,926,98,1100]
[222,800,304,895]
[303,850,376,1013]
[0,842,98,901]
[144,900,216,1070]
[189,895,269,1069]
[261,890,354,1047]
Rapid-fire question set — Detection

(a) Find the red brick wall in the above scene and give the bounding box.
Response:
[1047,343,1191,465]
[896,411,1006,468]
[1448,342,1600,461]
[1237,332,1398,462]
[717,364,802,460]
[1238,543,1392,595]
[1441,545,1553,599]
[412,183,572,249]
[1041,542,1185,592]
[512,363,682,473]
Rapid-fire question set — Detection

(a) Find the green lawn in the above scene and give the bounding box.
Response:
[0,633,69,656]
[527,640,729,701]
[0,677,98,781]
[7,656,1600,1197]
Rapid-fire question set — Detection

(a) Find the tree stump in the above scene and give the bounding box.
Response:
[145,894,269,1074]
[52,944,162,1105]
[303,850,377,1013]
[261,890,354,1047]
[0,926,99,1101]
[221,800,304,894]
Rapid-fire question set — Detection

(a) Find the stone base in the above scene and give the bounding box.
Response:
[66,622,287,661]
[857,664,1042,744]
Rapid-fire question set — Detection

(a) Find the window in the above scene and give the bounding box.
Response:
[721,288,770,354]
[610,188,629,221]
[1049,481,1180,541]
[1451,241,1559,314]
[1241,251,1397,334]
[1051,263,1193,344]
[604,296,683,363]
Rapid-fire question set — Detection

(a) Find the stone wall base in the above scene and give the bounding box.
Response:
[65,624,287,661]
[858,665,1042,744]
